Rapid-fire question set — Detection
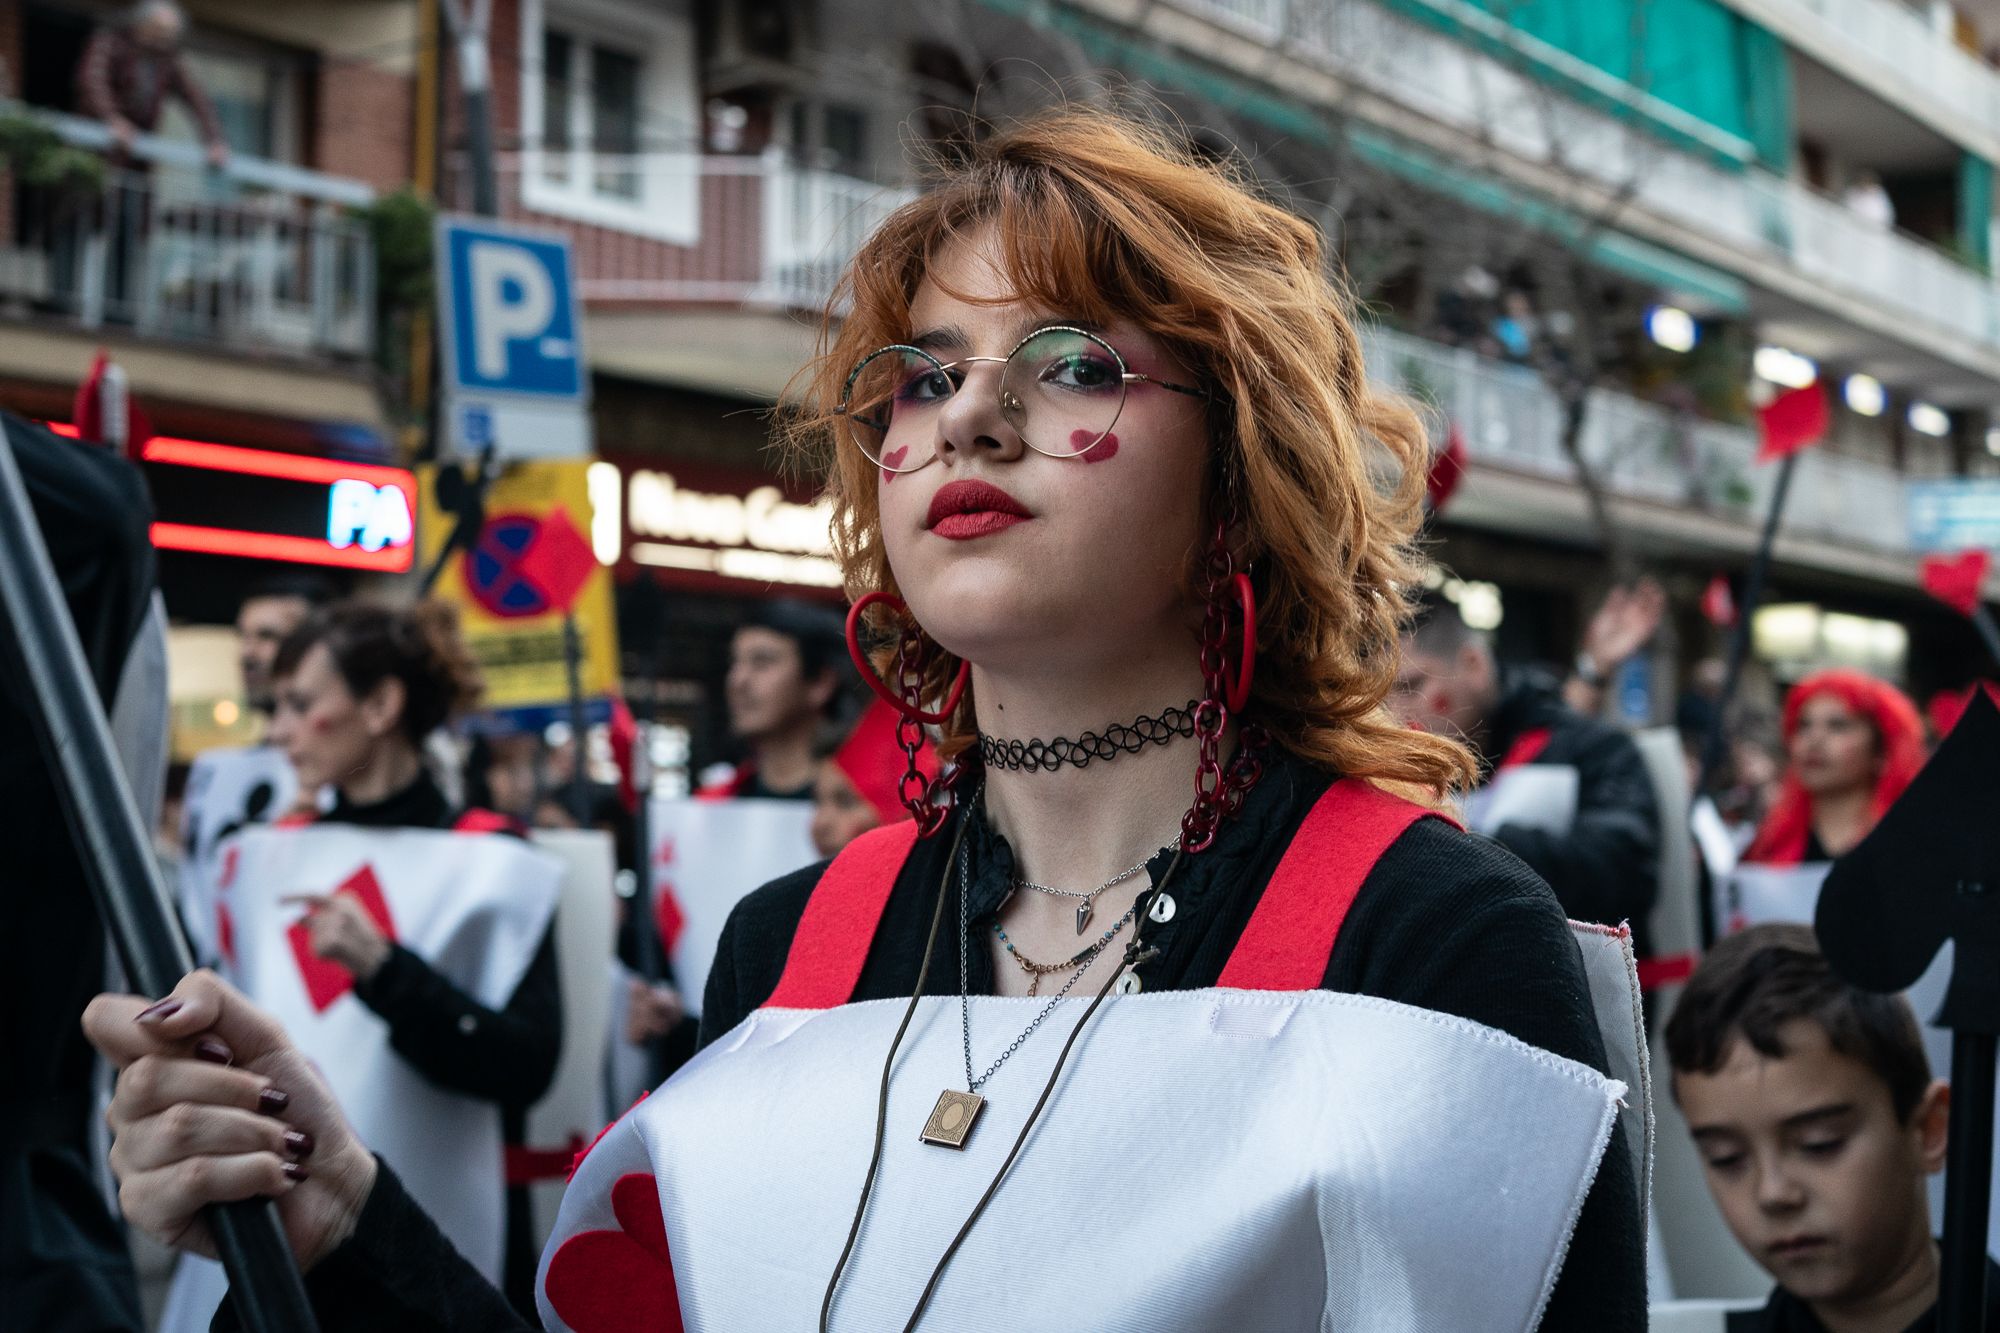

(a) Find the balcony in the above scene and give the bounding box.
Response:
[465,150,914,312]
[1726,0,2000,161]
[0,106,375,361]
[1126,0,2000,367]
[1363,327,1914,561]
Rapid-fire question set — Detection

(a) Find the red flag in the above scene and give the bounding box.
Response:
[1920,549,1991,617]
[1426,424,1467,513]
[517,506,600,615]
[1700,574,1737,628]
[70,349,152,458]
[1755,385,1830,463]
[608,697,639,815]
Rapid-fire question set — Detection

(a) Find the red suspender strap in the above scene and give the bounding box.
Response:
[1215,778,1448,992]
[761,819,923,1010]
[1498,727,1554,770]
[453,808,522,835]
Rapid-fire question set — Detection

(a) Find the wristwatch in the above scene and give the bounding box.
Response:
[1573,651,1606,688]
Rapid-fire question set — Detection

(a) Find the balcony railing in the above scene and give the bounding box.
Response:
[0,106,375,359]
[1362,327,1914,555]
[458,150,913,311]
[1157,0,2000,357]
[1749,0,2000,155]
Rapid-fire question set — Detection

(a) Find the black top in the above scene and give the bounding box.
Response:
[1480,668,1662,957]
[1725,1257,2000,1331]
[252,748,1645,1331]
[2,415,156,1330]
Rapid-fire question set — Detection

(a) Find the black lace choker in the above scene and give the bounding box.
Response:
[977,699,1201,772]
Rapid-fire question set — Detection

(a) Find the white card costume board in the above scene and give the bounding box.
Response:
[1464,763,1579,837]
[647,796,818,1017]
[1722,860,1999,1260]
[158,823,563,1333]
[539,986,1628,1333]
[521,828,617,1252]
[176,746,299,963]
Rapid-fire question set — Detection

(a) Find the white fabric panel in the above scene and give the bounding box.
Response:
[1572,921,1652,1216]
[1649,1299,1762,1331]
[543,989,1625,1333]
[1466,763,1579,837]
[522,828,618,1252]
[647,797,817,1017]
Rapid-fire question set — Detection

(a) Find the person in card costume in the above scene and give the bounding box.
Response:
[86,109,1644,1331]
[151,600,564,1330]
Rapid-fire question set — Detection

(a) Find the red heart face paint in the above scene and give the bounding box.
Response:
[879,446,908,482]
[1073,429,1119,463]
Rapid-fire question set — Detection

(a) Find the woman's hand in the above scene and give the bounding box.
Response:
[82,970,378,1271]
[284,892,393,981]
[624,978,684,1044]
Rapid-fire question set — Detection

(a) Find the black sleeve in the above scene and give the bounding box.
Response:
[351,926,561,1109]
[1493,725,1660,934]
[1332,822,1648,1331]
[210,1160,529,1333]
[695,860,825,1051]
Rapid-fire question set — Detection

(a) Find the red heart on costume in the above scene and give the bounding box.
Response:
[1920,549,1991,617]
[287,864,396,1012]
[544,1172,684,1333]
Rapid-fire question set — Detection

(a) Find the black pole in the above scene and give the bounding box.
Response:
[1696,449,1801,802]
[563,613,590,823]
[437,0,498,218]
[0,431,318,1333]
[1971,605,2000,670]
[1940,1029,1996,1331]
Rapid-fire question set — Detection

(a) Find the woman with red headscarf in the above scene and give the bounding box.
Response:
[1743,669,1925,867]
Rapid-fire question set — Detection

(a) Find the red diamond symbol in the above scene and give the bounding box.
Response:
[288,864,397,1012]
[517,506,599,617]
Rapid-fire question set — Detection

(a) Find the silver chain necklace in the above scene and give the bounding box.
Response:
[1013,843,1170,935]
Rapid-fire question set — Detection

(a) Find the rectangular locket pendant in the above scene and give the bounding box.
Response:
[920,1089,986,1149]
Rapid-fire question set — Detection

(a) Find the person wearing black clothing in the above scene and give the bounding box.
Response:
[1393,599,1661,954]
[84,109,1641,1330]
[697,599,850,800]
[1,414,154,1331]
[264,601,560,1316]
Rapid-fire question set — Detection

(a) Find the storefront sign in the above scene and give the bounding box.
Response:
[48,423,417,571]
[597,459,841,590]
[419,459,620,717]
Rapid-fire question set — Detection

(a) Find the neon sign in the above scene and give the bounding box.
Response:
[44,423,417,571]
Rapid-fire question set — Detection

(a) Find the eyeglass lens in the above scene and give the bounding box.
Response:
[844,328,1127,469]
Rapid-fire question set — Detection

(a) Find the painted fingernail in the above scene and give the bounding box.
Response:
[193,1038,234,1065]
[283,1130,316,1158]
[136,999,183,1024]
[257,1087,290,1116]
[282,1161,310,1182]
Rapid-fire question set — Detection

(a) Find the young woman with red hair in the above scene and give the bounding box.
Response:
[84,108,1643,1330]
[1743,669,1925,867]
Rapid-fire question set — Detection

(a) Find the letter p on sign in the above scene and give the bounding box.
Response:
[469,241,556,379]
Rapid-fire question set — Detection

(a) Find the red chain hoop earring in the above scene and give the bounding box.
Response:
[1182,519,1263,853]
[845,591,968,835]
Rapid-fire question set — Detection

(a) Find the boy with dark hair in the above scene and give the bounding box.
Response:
[1665,923,1992,1331]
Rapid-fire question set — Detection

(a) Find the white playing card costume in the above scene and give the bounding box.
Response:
[539,780,1644,1333]
[177,745,299,963]
[159,821,562,1332]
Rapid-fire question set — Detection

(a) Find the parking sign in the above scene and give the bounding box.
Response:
[435,215,591,458]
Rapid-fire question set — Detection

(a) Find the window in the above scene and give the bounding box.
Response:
[522,0,698,242]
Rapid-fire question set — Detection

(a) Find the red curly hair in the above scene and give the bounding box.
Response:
[1743,669,1925,865]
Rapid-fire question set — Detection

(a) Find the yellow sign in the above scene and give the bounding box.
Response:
[418,459,620,714]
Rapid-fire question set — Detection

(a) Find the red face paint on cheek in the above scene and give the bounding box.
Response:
[1073,430,1119,463]
[310,715,334,735]
[879,446,908,483]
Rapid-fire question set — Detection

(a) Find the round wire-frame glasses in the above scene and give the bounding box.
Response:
[837,324,1211,474]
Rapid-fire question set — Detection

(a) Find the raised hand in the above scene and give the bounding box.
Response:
[82,970,377,1271]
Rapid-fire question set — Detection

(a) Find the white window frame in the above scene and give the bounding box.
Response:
[519,0,699,245]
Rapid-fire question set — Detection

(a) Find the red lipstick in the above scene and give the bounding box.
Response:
[926,480,1031,541]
